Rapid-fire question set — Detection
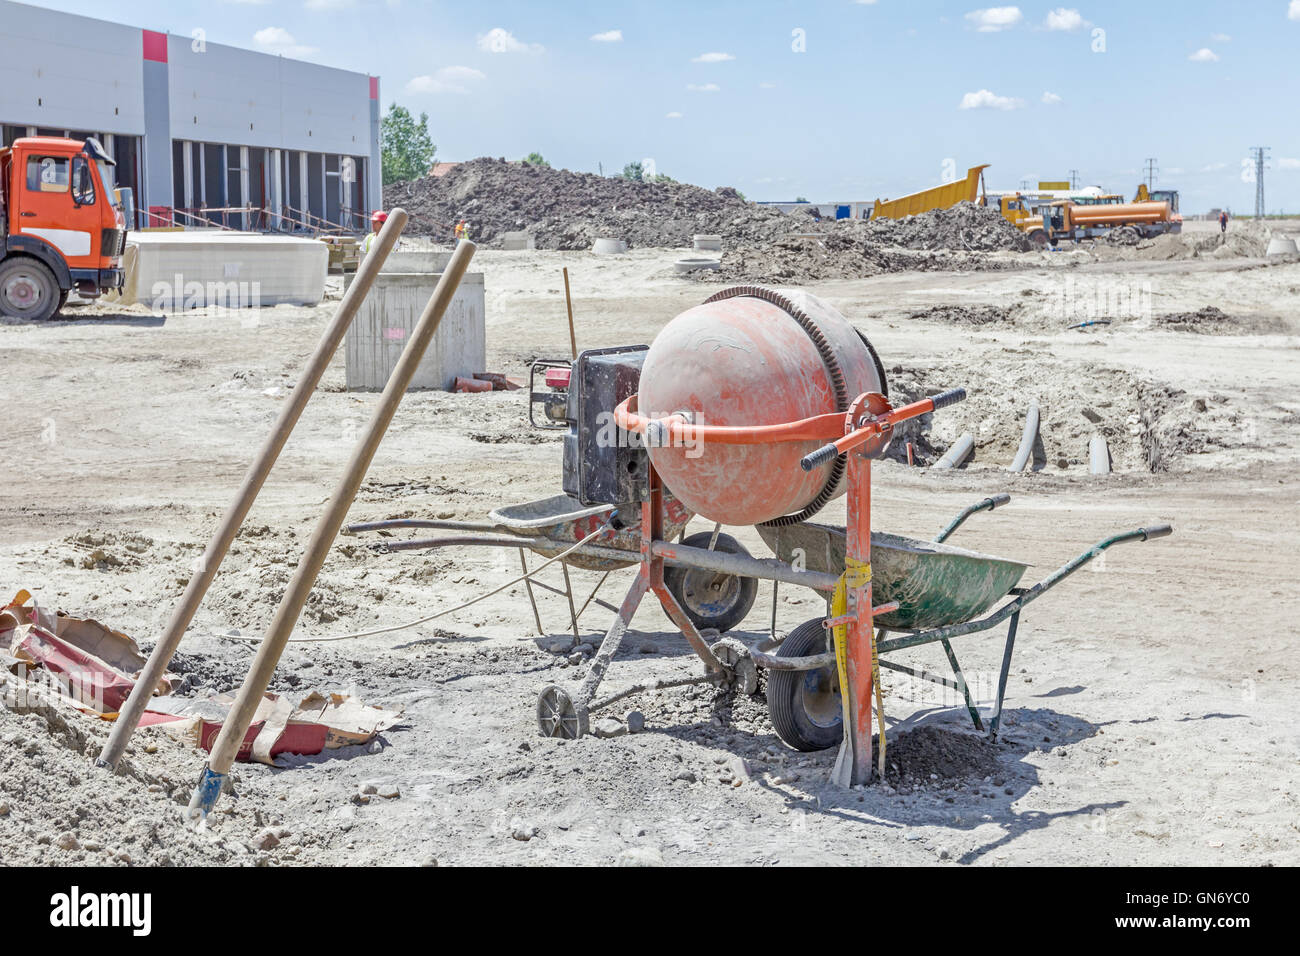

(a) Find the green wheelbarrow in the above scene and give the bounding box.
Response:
[751,495,1173,751]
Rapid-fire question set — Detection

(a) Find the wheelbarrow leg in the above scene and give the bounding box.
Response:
[988,610,1022,739]
[939,637,985,732]
[518,548,545,637]
[561,561,581,643]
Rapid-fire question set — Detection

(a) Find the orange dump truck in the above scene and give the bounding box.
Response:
[0,136,127,321]
[1030,199,1181,246]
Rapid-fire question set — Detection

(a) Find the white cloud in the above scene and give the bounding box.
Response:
[590,30,622,43]
[854,1,879,5]
[965,6,1023,31]
[1200,162,1228,172]
[1188,47,1219,62]
[687,83,720,92]
[759,81,777,89]
[1044,7,1084,30]
[1279,157,1300,169]
[477,27,543,54]
[1291,1,1300,21]
[1041,91,1063,105]
[223,0,271,5]
[692,51,735,62]
[1211,33,1231,42]
[252,27,317,57]
[406,65,485,95]
[959,88,1024,110]
[303,0,354,9]
[665,111,683,119]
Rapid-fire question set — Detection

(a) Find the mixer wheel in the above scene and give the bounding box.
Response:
[537,684,589,739]
[768,618,842,752]
[664,532,758,633]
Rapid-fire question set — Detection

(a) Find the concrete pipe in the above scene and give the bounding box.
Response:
[1266,237,1298,256]
[592,238,628,255]
[1089,435,1111,475]
[693,234,723,252]
[934,433,974,470]
[673,257,722,273]
[1007,401,1040,472]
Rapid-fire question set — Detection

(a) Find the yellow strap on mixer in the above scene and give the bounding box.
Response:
[830,558,874,773]
[829,559,887,781]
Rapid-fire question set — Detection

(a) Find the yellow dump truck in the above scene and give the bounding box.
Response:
[870,164,989,220]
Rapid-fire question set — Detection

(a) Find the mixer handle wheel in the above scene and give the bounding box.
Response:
[799,443,839,473]
[930,387,967,410]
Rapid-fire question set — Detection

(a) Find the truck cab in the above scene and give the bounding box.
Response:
[0,136,126,321]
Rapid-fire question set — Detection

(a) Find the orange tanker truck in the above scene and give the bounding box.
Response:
[1027,198,1181,247]
[0,136,127,321]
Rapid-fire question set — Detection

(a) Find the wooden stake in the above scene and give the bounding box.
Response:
[562,267,578,359]
[188,239,477,820]
[96,209,410,771]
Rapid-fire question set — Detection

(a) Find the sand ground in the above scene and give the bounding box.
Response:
[1,240,1298,866]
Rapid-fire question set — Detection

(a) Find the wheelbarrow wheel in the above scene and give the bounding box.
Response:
[537,684,589,739]
[663,532,758,634]
[768,618,842,752]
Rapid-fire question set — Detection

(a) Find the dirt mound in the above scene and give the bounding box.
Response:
[907,304,1015,326]
[846,201,1033,253]
[384,157,792,249]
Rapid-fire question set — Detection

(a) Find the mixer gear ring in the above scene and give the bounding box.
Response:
[700,285,886,526]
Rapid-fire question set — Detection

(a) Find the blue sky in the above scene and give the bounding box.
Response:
[26,0,1300,212]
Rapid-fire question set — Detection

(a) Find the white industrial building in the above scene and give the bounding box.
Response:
[0,0,382,232]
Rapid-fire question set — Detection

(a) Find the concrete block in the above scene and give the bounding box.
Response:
[693,234,723,252]
[119,232,327,308]
[345,271,486,391]
[500,231,535,251]
[592,238,627,255]
[378,250,455,274]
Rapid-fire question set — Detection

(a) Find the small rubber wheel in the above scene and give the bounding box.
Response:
[0,258,61,321]
[663,532,758,633]
[768,617,843,752]
[537,684,588,739]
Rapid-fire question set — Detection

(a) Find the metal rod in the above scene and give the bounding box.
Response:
[519,549,545,636]
[561,562,581,642]
[95,208,410,772]
[187,239,477,820]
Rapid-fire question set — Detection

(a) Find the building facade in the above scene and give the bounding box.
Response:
[0,0,381,232]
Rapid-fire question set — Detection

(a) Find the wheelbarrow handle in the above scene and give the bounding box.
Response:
[1141,524,1173,540]
[930,387,967,410]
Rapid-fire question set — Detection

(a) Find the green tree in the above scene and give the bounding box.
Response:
[380,103,436,185]
[795,196,808,203]
[621,161,644,182]
[523,152,550,167]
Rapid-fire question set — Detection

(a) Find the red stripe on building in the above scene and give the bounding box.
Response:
[143,29,168,63]
[369,76,379,100]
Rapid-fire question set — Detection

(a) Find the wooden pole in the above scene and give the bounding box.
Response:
[562,267,578,359]
[95,208,409,771]
[188,239,477,820]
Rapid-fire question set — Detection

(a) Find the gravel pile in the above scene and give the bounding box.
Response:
[384,157,794,249]
[384,160,1034,261]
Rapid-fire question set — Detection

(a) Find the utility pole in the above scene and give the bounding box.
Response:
[1249,146,1269,219]
[1068,169,1079,189]
[1019,177,1033,193]
[1143,158,1158,191]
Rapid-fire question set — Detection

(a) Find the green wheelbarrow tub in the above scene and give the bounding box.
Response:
[756,522,1028,631]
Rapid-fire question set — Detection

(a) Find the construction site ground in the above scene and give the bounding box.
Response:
[2,221,1298,866]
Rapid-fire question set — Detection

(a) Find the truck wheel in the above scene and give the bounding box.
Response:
[1027,230,1048,249]
[0,258,61,321]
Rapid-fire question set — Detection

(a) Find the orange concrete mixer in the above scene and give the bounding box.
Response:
[637,287,887,527]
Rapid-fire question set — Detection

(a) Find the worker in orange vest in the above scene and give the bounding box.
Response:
[1219,210,1228,235]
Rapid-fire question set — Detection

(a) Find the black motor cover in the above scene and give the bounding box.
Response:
[562,346,649,507]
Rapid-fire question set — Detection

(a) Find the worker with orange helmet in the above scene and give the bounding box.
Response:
[362,210,387,254]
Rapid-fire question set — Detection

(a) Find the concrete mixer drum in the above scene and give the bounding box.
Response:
[637,286,888,528]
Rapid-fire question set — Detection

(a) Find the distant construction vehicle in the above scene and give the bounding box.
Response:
[1028,198,1182,247]
[1134,183,1181,214]
[0,136,126,321]
[871,164,989,220]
